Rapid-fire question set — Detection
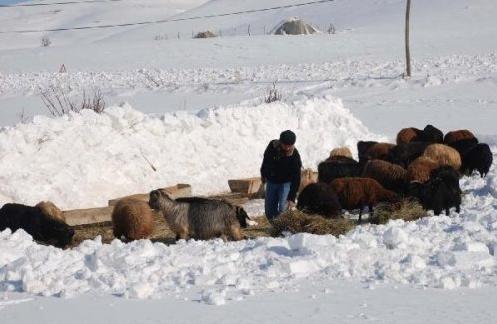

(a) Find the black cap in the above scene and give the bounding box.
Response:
[279,130,296,145]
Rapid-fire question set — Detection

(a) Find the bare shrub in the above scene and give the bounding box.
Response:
[327,24,336,34]
[40,86,105,117]
[41,36,51,47]
[265,82,282,104]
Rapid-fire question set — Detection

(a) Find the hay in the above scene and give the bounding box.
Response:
[370,198,427,225]
[194,31,217,39]
[271,210,356,236]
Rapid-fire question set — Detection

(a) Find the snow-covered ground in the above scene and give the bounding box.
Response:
[1,0,497,322]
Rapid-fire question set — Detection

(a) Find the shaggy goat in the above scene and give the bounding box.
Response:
[361,159,408,193]
[149,189,248,241]
[329,147,353,159]
[0,203,74,247]
[297,182,342,218]
[35,201,66,223]
[364,143,395,163]
[422,124,444,143]
[112,198,155,241]
[430,165,461,196]
[329,178,399,223]
[422,144,462,171]
[318,158,361,183]
[444,129,477,145]
[388,141,430,168]
[396,127,423,145]
[461,143,493,177]
[407,156,440,183]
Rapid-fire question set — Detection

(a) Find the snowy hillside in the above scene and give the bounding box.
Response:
[1,0,497,323]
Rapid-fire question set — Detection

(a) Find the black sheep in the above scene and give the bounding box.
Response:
[448,138,479,157]
[422,125,444,143]
[318,159,361,183]
[297,182,342,218]
[461,143,493,177]
[407,178,461,216]
[430,165,461,195]
[357,141,378,165]
[388,142,430,168]
[0,203,74,247]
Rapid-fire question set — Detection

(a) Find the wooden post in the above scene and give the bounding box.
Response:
[248,24,251,36]
[405,0,412,78]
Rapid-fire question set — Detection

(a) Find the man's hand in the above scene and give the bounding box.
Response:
[287,200,296,210]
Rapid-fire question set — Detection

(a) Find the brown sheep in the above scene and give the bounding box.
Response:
[407,156,440,183]
[396,127,423,145]
[329,178,400,223]
[361,160,408,192]
[366,143,395,162]
[35,201,66,223]
[112,198,155,241]
[329,147,353,159]
[299,168,317,193]
[444,129,477,145]
[422,144,462,171]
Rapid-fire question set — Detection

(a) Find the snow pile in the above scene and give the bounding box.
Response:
[0,94,381,209]
[1,161,497,303]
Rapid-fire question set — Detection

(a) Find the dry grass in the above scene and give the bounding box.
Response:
[69,213,272,248]
[271,210,356,237]
[369,198,427,225]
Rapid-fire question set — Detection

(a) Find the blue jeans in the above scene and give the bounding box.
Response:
[265,181,291,221]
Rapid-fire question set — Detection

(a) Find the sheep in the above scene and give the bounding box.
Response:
[361,159,409,193]
[461,143,493,177]
[357,141,378,164]
[299,168,317,193]
[407,156,440,183]
[430,165,461,194]
[364,143,395,163]
[422,124,444,143]
[448,138,479,157]
[407,177,461,216]
[329,147,353,159]
[35,201,66,223]
[396,127,423,145]
[329,178,400,223]
[297,182,341,218]
[0,203,74,248]
[318,158,361,183]
[149,189,248,241]
[111,198,155,241]
[388,142,430,168]
[444,129,477,145]
[422,144,462,171]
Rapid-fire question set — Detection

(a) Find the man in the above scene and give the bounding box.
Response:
[260,130,302,222]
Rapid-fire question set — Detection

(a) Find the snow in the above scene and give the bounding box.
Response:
[1,0,497,321]
[0,93,381,208]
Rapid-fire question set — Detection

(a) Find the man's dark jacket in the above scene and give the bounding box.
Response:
[260,140,302,202]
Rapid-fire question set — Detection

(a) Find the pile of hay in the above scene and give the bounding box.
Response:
[369,198,427,225]
[271,210,355,236]
[272,17,319,35]
[194,31,217,39]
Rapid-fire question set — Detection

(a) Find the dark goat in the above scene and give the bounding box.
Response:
[297,182,342,218]
[0,203,74,247]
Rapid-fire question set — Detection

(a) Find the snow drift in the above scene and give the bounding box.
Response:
[0,94,382,209]
[1,158,497,303]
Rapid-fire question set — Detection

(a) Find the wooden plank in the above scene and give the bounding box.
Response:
[228,177,262,196]
[108,183,192,206]
[63,206,114,226]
